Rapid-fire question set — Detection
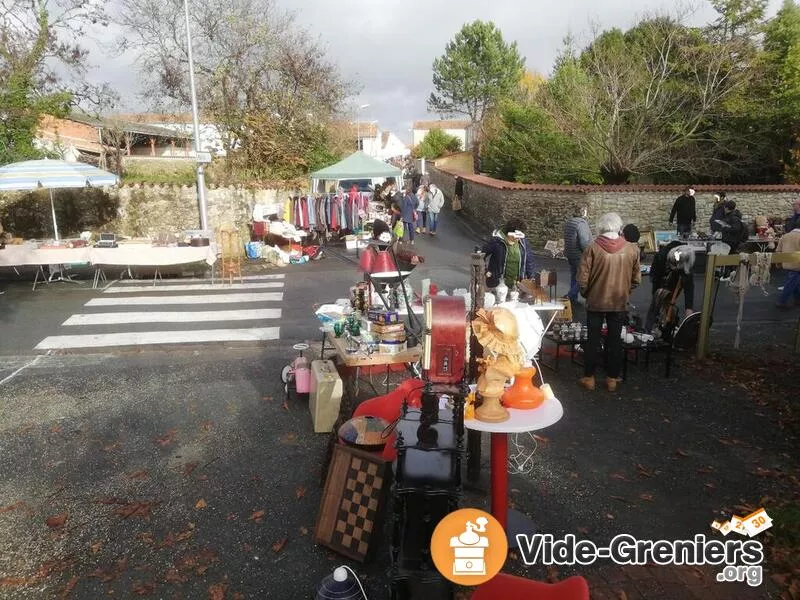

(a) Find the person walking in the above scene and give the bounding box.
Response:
[426,183,445,235]
[400,186,417,243]
[415,184,428,234]
[669,187,697,237]
[453,176,464,211]
[576,213,641,392]
[786,198,800,232]
[563,206,592,303]
[483,219,536,290]
[719,200,745,253]
[775,227,800,309]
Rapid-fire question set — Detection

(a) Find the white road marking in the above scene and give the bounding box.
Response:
[62,308,282,326]
[114,273,285,283]
[103,282,284,293]
[35,327,281,350]
[0,355,45,386]
[86,292,283,306]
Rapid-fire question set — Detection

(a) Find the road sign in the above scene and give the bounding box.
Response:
[196,151,212,164]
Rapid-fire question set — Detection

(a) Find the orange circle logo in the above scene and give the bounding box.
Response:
[431,508,508,586]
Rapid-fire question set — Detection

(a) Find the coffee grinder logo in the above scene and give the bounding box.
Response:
[431,508,508,586]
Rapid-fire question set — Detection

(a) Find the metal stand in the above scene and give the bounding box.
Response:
[467,250,485,482]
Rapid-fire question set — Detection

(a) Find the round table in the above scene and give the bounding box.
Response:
[464,397,564,534]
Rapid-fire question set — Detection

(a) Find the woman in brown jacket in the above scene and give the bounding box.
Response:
[576,213,641,392]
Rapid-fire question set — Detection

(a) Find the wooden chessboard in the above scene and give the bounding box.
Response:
[315,444,390,562]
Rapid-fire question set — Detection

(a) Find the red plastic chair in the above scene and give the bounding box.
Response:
[347,377,425,461]
[471,574,590,600]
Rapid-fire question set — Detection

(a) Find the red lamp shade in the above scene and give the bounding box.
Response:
[359,248,376,273]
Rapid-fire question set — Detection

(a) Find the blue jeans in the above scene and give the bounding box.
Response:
[677,223,692,237]
[428,212,439,232]
[779,270,800,305]
[403,221,415,241]
[567,258,580,300]
[416,211,427,230]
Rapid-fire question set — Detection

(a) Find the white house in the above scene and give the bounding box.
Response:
[412,119,473,151]
[116,113,227,156]
[355,123,409,160]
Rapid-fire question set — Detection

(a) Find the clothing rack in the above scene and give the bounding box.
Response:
[282,192,372,235]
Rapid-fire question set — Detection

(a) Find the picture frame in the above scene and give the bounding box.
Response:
[654,230,678,246]
[641,230,657,253]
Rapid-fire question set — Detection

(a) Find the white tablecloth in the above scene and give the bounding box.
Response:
[0,245,218,268]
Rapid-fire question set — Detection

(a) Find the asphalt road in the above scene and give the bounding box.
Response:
[0,209,796,599]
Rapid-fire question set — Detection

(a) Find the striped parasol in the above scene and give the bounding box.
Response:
[0,159,120,240]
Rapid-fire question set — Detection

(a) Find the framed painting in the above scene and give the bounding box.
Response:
[654,230,678,246]
[640,230,657,253]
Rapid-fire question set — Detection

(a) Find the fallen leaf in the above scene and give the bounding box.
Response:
[609,472,627,481]
[718,438,733,446]
[196,565,210,576]
[153,429,177,447]
[200,421,213,432]
[271,537,288,553]
[132,580,156,595]
[195,499,207,510]
[113,501,157,520]
[102,442,120,452]
[610,496,630,504]
[675,449,688,457]
[696,466,715,474]
[209,583,227,600]
[704,483,716,490]
[184,463,198,477]
[635,464,652,478]
[232,593,244,600]
[281,400,289,411]
[128,471,149,480]
[50,424,62,433]
[616,591,628,600]
[532,434,549,444]
[546,566,559,582]
[299,526,309,536]
[137,532,154,545]
[606,513,615,520]
[242,543,252,553]
[627,427,636,433]
[262,395,273,402]
[568,471,579,478]
[226,513,238,521]
[46,513,68,529]
[93,497,127,505]
[249,510,265,523]
[639,493,654,501]
[0,501,27,514]
[17,422,35,434]
[163,568,187,584]
[295,486,306,499]
[662,418,671,423]
[61,576,78,598]
[90,540,104,553]
[577,527,589,534]
[282,432,298,443]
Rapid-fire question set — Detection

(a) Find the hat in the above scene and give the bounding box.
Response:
[472,308,522,358]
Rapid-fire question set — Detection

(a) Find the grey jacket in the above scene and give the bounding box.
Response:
[564,217,592,262]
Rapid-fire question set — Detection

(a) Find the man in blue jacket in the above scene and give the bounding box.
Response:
[483,219,536,290]
[563,206,592,302]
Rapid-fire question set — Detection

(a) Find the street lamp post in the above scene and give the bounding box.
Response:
[356,103,369,151]
[183,0,209,231]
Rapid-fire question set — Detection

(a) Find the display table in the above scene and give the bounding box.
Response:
[323,330,422,414]
[465,398,564,543]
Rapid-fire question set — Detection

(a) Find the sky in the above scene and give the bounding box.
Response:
[85,0,784,146]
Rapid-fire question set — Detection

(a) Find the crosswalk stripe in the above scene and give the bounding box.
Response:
[62,308,282,326]
[34,327,281,350]
[86,292,283,306]
[113,273,285,284]
[103,282,284,293]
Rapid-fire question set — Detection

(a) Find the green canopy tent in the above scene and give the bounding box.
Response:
[310,151,402,192]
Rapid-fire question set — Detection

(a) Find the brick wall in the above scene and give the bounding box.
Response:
[427,166,800,247]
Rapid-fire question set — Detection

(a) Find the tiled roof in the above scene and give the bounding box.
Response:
[432,166,800,192]
[413,119,471,131]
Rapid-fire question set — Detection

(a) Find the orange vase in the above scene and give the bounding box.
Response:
[502,366,544,409]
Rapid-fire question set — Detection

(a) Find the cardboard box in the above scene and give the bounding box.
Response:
[371,322,406,334]
[367,309,399,324]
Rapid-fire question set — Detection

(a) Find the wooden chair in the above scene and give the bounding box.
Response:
[217,227,243,284]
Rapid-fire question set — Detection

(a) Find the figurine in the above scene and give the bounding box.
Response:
[471,308,524,422]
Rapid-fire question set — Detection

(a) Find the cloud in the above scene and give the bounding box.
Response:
[84,0,783,144]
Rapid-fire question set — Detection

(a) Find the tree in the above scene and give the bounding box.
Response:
[116,0,351,180]
[428,20,525,171]
[412,129,462,160]
[481,99,601,184]
[709,0,768,41]
[540,17,751,183]
[0,0,112,164]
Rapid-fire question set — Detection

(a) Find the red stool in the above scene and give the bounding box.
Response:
[471,574,589,600]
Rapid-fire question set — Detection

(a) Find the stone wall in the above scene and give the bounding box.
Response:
[1,184,285,238]
[428,166,800,247]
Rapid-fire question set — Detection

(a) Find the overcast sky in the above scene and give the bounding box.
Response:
[87,0,783,145]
